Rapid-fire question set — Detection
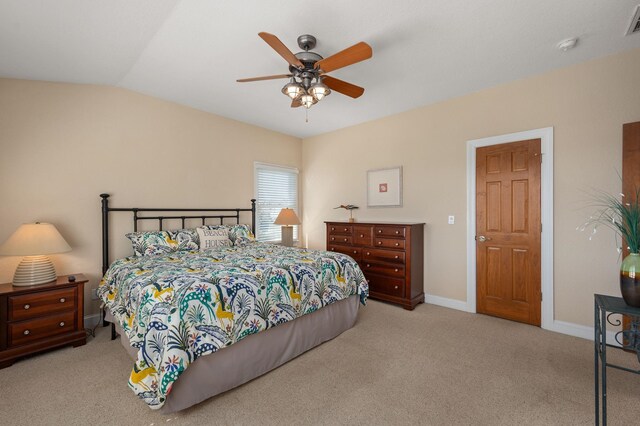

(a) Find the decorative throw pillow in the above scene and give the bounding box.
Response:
[196,227,232,250]
[228,224,256,247]
[126,229,199,257]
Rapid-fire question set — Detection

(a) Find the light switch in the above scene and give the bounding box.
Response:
[448,215,455,225]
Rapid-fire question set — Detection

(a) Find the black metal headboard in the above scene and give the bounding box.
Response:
[100,193,256,274]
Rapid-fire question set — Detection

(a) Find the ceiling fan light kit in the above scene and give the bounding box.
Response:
[238,32,372,111]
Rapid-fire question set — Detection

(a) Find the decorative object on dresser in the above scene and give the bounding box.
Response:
[0,274,87,368]
[334,204,359,223]
[367,166,403,207]
[326,221,424,309]
[0,222,71,286]
[274,208,301,247]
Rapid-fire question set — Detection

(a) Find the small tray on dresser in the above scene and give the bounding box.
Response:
[0,274,87,368]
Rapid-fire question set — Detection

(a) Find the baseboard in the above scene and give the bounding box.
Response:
[424,295,621,345]
[84,313,101,329]
[424,294,470,312]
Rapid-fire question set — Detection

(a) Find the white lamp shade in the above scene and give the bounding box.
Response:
[0,223,71,256]
[274,209,301,226]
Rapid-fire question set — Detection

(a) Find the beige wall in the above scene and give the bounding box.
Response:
[302,47,640,327]
[0,79,301,315]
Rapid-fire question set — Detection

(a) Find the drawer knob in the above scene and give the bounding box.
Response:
[331,227,335,231]
[360,234,364,238]
[331,237,335,241]
[394,285,399,289]
[394,255,399,259]
[23,330,30,335]
[366,264,370,267]
[395,243,399,246]
[59,322,65,327]
[366,252,370,255]
[343,238,347,241]
[343,228,348,231]
[60,298,66,303]
[395,231,399,234]
[395,268,399,272]
[330,247,335,250]
[24,304,30,310]
[353,251,357,254]
[378,242,382,245]
[378,230,382,233]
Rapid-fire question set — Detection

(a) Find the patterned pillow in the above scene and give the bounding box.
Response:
[196,227,232,250]
[228,224,256,247]
[126,229,199,257]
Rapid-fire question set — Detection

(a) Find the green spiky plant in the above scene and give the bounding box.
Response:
[580,188,640,254]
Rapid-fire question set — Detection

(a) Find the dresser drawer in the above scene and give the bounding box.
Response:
[328,225,352,235]
[362,262,405,278]
[8,287,76,321]
[374,226,406,238]
[363,248,405,264]
[367,274,405,298]
[9,311,76,347]
[373,238,406,250]
[353,226,373,246]
[328,245,362,262]
[328,235,352,245]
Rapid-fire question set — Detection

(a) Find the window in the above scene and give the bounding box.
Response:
[254,162,299,242]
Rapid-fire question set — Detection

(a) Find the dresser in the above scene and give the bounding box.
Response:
[326,221,424,310]
[0,274,87,368]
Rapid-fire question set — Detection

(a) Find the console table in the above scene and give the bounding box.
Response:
[594,294,640,425]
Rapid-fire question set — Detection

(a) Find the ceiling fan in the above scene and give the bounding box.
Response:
[237,32,372,109]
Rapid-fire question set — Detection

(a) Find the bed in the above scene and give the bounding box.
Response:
[97,194,368,412]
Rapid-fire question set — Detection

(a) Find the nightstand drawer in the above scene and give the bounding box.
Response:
[9,311,76,346]
[9,287,76,321]
[373,238,406,250]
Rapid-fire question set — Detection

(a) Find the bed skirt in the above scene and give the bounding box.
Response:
[107,294,360,413]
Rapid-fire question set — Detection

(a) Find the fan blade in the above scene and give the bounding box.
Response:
[259,32,303,68]
[322,76,365,98]
[314,42,372,73]
[237,74,292,83]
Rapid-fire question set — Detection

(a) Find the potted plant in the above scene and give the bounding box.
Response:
[580,188,640,306]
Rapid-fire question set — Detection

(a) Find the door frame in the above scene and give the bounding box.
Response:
[466,127,554,330]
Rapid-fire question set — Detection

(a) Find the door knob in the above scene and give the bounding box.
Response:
[476,235,491,242]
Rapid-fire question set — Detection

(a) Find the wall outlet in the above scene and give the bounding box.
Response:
[91,288,99,300]
[448,215,455,225]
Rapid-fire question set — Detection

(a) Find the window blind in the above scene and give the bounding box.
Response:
[254,163,299,243]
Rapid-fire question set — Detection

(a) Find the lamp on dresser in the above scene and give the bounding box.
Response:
[274,208,301,247]
[0,222,71,286]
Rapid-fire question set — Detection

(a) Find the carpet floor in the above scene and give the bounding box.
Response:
[1,300,639,425]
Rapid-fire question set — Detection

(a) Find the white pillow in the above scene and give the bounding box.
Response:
[196,227,232,250]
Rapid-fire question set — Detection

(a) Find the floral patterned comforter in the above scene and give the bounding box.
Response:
[98,243,368,409]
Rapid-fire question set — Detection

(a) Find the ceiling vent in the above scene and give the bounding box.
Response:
[626,5,640,35]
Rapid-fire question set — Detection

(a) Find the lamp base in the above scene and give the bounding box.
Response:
[281,226,294,247]
[12,255,57,286]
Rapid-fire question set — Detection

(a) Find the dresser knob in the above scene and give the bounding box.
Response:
[395,268,399,272]
[24,304,30,310]
[59,322,65,327]
[353,251,357,254]
[330,247,335,250]
[394,285,399,290]
[378,242,382,245]
[395,231,399,234]
[331,227,335,231]
[343,228,348,232]
[23,330,30,335]
[366,252,370,255]
[395,243,399,246]
[331,237,335,241]
[360,234,364,238]
[366,264,370,267]
[394,255,399,259]
[344,238,347,242]
[60,298,66,303]
[378,230,382,233]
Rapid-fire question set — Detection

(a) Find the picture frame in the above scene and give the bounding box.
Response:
[367,166,403,207]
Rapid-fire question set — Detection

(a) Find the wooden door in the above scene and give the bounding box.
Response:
[476,139,541,326]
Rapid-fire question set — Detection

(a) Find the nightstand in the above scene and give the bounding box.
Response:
[0,274,87,368]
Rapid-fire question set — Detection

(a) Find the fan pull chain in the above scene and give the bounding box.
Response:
[305,108,309,123]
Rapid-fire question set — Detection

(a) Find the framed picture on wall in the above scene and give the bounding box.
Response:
[367,166,403,207]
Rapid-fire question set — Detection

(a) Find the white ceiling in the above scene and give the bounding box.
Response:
[1,0,640,138]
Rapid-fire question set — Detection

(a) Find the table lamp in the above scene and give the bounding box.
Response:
[0,222,71,286]
[274,208,301,247]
